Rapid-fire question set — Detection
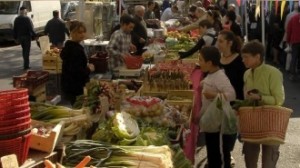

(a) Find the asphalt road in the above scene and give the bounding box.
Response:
[0,41,299,168]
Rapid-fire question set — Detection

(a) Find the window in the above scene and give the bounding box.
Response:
[0,2,20,14]
[22,1,32,12]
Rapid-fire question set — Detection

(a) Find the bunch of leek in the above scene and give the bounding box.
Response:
[64,140,173,168]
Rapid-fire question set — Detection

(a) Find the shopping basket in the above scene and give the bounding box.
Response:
[124,55,144,69]
[238,105,292,145]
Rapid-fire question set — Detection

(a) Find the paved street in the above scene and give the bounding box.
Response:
[0,41,300,168]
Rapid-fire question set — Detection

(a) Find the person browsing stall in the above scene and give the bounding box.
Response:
[178,19,217,59]
[241,40,285,168]
[106,15,137,70]
[60,21,95,106]
[198,46,236,168]
[132,5,148,55]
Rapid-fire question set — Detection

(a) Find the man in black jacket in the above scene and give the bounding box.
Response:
[131,5,148,55]
[45,10,70,48]
[13,6,36,70]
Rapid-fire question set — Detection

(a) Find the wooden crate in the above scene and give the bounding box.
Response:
[166,90,194,104]
[29,121,64,153]
[43,55,62,74]
[139,85,168,99]
[29,84,46,102]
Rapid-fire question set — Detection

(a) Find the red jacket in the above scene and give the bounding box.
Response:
[287,14,300,44]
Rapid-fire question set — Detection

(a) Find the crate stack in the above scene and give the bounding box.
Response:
[42,48,62,99]
[0,89,31,166]
[13,70,49,102]
[42,48,62,74]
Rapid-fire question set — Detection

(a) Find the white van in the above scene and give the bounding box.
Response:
[0,1,61,42]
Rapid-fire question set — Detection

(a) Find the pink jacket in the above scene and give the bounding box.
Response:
[287,14,300,45]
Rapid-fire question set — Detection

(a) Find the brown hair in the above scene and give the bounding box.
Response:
[219,30,242,53]
[241,40,265,61]
[69,20,86,33]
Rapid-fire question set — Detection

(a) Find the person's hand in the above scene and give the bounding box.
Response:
[88,63,95,72]
[203,90,218,100]
[129,44,137,53]
[139,38,146,43]
[246,89,261,100]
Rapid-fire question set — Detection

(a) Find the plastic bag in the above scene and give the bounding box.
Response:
[200,94,237,134]
[220,94,237,134]
[200,95,223,133]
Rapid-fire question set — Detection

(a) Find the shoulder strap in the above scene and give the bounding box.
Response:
[205,33,217,46]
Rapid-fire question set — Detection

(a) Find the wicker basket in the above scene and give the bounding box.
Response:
[238,105,292,145]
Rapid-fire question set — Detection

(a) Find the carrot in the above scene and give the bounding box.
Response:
[44,160,55,168]
[75,156,92,168]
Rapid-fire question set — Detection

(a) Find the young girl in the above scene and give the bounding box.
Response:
[60,21,95,105]
[198,46,236,168]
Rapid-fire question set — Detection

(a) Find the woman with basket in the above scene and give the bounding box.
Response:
[241,41,285,168]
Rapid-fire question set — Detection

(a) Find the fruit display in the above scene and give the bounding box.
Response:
[44,48,61,57]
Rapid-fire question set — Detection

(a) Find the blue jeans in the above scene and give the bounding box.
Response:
[289,43,300,75]
[18,36,31,68]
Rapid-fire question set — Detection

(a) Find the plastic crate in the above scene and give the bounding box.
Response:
[0,89,28,100]
[0,131,31,166]
[0,102,29,115]
[0,114,31,127]
[0,106,30,120]
[0,96,29,109]
[13,71,49,92]
[0,119,31,135]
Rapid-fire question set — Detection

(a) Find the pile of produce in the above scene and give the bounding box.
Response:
[144,62,194,91]
[64,140,174,168]
[165,31,195,51]
[74,79,116,113]
[44,48,61,57]
[30,102,91,136]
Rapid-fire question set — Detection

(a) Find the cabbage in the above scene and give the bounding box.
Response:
[112,112,140,139]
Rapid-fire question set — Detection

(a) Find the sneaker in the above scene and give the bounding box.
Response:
[23,67,31,70]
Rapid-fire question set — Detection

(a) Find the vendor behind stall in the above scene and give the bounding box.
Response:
[106,15,137,71]
[179,7,207,33]
[132,5,148,55]
[160,4,180,22]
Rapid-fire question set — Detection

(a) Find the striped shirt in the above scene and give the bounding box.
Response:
[106,29,132,69]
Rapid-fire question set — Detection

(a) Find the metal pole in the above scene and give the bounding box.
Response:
[244,0,248,42]
[261,0,265,47]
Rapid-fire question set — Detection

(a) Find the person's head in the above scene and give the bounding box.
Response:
[20,6,27,15]
[69,21,87,42]
[135,5,145,17]
[198,19,212,35]
[188,5,197,16]
[120,14,135,33]
[198,46,221,72]
[53,10,59,18]
[195,1,203,7]
[241,40,264,68]
[228,3,236,12]
[171,5,179,13]
[147,1,155,11]
[217,30,241,54]
[225,10,236,23]
[207,10,221,24]
[195,7,206,18]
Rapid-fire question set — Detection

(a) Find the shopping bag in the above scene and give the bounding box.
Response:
[220,94,237,134]
[200,94,223,133]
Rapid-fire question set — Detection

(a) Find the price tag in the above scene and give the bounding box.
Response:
[1,154,19,168]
